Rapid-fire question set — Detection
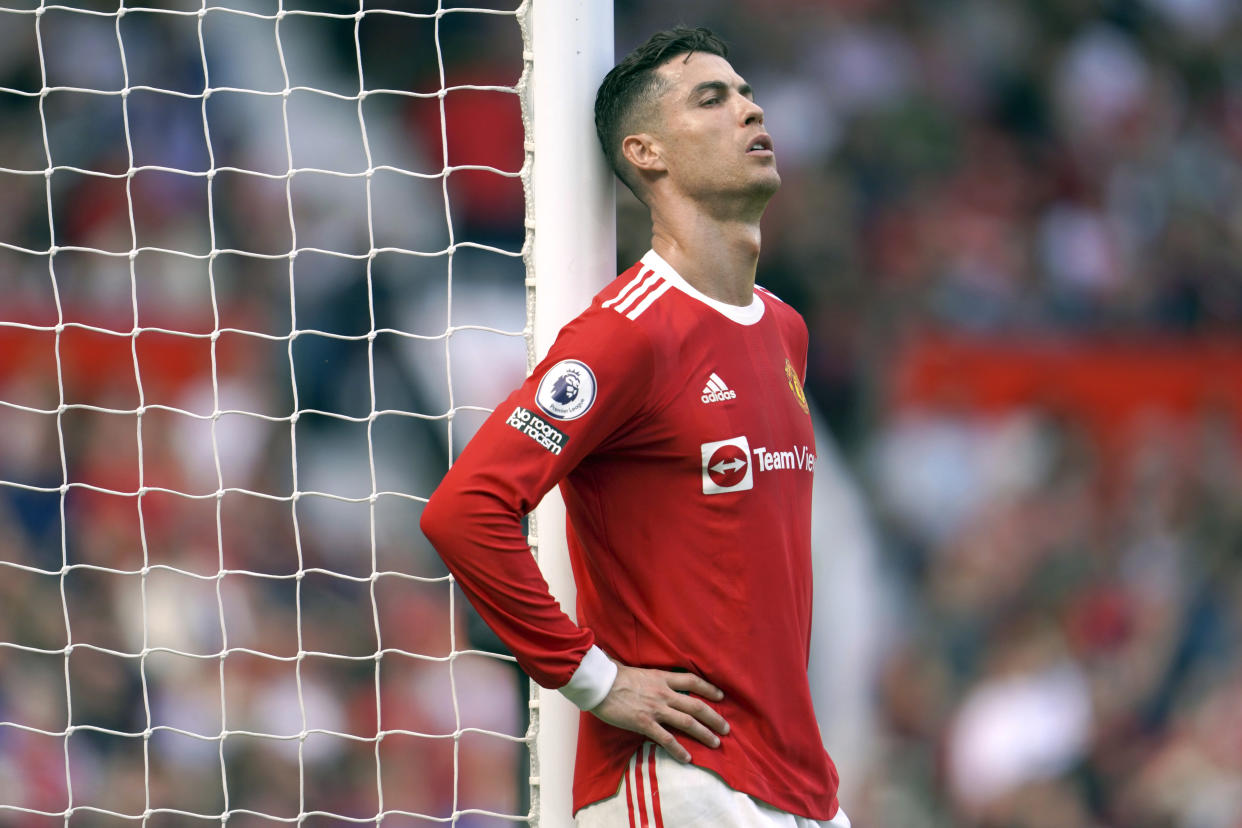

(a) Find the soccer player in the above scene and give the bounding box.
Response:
[420,27,848,827]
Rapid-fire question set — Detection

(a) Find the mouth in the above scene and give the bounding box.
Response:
[746,133,774,157]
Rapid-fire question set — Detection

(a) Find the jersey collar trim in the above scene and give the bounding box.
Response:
[640,249,766,326]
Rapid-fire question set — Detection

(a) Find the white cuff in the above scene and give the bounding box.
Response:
[558,645,617,711]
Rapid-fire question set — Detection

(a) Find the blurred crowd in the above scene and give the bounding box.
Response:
[0,0,1240,826]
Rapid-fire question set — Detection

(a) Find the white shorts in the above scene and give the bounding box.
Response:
[575,743,851,828]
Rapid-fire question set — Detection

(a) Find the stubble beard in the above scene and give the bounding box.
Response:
[730,165,781,222]
[669,157,782,222]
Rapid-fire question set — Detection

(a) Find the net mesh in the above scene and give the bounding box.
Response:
[0,0,532,823]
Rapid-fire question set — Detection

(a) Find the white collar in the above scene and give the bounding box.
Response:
[640,249,766,326]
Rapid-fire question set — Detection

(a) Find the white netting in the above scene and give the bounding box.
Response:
[0,0,532,824]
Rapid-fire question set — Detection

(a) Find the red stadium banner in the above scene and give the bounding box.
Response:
[889,332,1242,447]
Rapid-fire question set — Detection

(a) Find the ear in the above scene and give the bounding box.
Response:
[621,133,666,175]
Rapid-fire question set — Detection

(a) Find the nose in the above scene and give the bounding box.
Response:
[740,96,764,127]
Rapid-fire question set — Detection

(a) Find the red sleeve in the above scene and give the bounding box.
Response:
[419,308,654,689]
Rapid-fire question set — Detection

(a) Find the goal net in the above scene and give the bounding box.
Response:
[0,1,609,824]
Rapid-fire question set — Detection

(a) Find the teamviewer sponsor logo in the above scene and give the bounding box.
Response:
[701,372,737,404]
[752,444,816,472]
[701,436,753,495]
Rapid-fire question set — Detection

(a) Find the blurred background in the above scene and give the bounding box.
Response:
[1,0,1241,826]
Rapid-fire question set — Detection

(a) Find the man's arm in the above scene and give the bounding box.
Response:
[419,311,729,759]
[421,483,729,760]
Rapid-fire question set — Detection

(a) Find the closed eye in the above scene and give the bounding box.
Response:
[690,80,743,108]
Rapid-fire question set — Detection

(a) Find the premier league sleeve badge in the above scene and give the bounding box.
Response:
[535,359,597,420]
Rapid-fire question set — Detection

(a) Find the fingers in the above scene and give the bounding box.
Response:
[644,702,725,764]
[665,671,725,702]
[660,705,723,751]
[588,665,731,765]
[668,691,730,737]
[647,723,693,763]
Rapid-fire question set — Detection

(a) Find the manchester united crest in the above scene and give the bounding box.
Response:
[785,359,809,416]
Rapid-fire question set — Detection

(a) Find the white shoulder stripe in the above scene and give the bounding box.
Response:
[602,268,651,309]
[625,279,673,320]
[612,272,663,314]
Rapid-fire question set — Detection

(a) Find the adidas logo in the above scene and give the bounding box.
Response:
[701,372,737,404]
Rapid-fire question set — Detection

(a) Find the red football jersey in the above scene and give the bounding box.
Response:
[420,250,840,819]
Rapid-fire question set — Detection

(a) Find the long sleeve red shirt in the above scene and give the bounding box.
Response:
[420,250,840,819]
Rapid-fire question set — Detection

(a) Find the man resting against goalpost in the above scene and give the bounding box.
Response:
[421,27,850,827]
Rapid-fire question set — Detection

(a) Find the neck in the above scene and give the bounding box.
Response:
[647,196,765,307]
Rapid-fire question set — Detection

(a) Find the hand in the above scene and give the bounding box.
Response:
[588,663,730,763]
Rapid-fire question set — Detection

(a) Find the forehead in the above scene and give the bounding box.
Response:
[653,52,745,99]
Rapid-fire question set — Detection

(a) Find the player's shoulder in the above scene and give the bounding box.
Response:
[542,263,659,365]
[582,253,804,337]
[554,259,682,358]
[754,283,795,313]
[591,259,675,324]
[753,283,788,306]
[592,251,731,341]
[755,283,808,331]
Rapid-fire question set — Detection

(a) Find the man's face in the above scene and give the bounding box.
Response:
[647,52,779,205]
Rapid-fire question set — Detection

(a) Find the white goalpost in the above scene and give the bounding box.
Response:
[524,4,615,827]
[0,0,612,825]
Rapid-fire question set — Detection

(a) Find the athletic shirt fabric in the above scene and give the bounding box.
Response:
[420,249,841,819]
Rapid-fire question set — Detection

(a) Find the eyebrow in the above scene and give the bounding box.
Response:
[688,80,754,102]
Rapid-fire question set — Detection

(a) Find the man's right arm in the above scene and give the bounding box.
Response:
[420,427,731,760]
[419,310,651,697]
[419,462,614,705]
[418,310,729,758]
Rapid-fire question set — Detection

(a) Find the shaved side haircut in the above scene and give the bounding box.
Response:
[594,27,729,200]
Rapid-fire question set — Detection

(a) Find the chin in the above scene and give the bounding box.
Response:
[752,169,781,198]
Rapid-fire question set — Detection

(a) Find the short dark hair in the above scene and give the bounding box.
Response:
[594,27,729,199]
